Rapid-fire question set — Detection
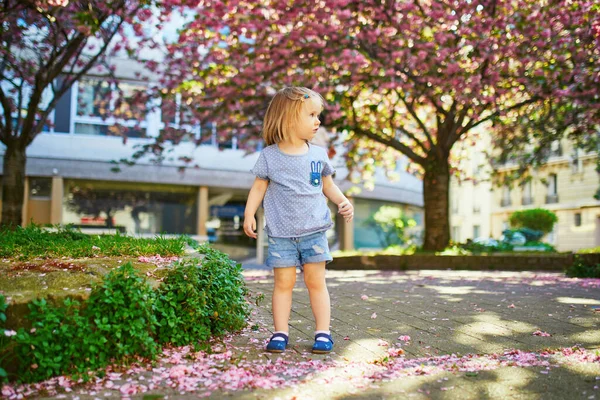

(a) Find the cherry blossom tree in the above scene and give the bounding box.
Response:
[157,0,599,250]
[0,0,167,228]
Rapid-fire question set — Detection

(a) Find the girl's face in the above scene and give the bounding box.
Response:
[293,97,322,142]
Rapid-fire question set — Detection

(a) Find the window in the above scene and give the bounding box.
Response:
[452,226,460,242]
[571,148,583,174]
[549,140,562,157]
[73,78,149,138]
[63,180,198,235]
[159,93,217,145]
[548,174,557,195]
[574,213,582,227]
[76,78,112,117]
[29,178,52,199]
[473,225,481,240]
[522,181,533,205]
[546,174,558,204]
[501,185,511,207]
[451,191,459,214]
[472,187,481,213]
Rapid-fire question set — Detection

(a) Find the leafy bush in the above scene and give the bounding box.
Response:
[565,255,600,278]
[509,208,558,234]
[14,298,90,382]
[154,262,213,347]
[0,295,10,382]
[459,241,513,253]
[14,263,158,382]
[9,245,249,383]
[84,263,159,362]
[523,241,556,252]
[363,206,417,248]
[194,244,250,335]
[0,224,187,260]
[154,245,249,347]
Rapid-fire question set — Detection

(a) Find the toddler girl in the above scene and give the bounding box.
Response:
[243,86,353,354]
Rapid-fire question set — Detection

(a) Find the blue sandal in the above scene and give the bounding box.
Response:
[266,332,289,353]
[312,333,334,354]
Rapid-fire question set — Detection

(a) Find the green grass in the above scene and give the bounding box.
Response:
[0,224,190,261]
[577,246,600,254]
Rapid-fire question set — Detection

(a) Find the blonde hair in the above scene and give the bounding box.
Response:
[262,87,324,146]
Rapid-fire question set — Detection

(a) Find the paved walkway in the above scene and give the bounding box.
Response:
[10,267,600,400]
[231,267,600,399]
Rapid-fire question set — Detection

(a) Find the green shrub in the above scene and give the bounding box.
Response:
[84,263,159,362]
[565,255,600,278]
[459,241,513,253]
[14,263,158,382]
[194,244,250,335]
[154,262,213,347]
[522,241,556,252]
[363,206,417,248]
[14,298,89,382]
[509,208,558,234]
[154,245,249,347]
[10,245,249,383]
[0,295,10,382]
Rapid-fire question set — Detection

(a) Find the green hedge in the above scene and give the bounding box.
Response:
[565,255,600,278]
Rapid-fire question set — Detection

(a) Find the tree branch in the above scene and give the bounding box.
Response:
[354,125,427,165]
[23,12,131,146]
[463,96,541,133]
[0,86,13,141]
[396,89,435,147]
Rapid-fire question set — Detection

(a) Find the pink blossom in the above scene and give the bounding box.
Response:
[387,347,404,357]
[533,330,552,337]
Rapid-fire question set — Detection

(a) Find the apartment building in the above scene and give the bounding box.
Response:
[491,140,600,251]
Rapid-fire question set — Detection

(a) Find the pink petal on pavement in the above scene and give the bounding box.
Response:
[533,330,552,337]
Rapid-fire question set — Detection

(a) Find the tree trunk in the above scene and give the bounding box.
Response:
[422,155,451,251]
[1,143,27,228]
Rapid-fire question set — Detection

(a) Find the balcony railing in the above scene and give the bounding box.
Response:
[522,197,534,206]
[501,198,512,207]
[545,194,559,204]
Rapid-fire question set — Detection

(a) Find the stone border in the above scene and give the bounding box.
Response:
[328,253,600,271]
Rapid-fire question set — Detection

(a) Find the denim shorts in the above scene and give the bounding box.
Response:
[266,231,333,268]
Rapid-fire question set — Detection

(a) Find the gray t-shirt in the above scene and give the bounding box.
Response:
[250,143,336,238]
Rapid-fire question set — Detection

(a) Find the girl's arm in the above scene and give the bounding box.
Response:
[322,175,353,222]
[243,177,269,238]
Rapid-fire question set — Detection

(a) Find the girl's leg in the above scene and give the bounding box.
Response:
[302,261,330,331]
[272,266,297,332]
